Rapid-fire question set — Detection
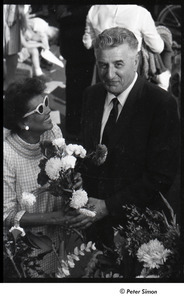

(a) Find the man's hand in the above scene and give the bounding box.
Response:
[66,197,108,229]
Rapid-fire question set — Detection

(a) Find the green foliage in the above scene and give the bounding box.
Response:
[3,230,48,279]
[83,195,183,279]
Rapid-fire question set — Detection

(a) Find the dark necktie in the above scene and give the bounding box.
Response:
[102,97,119,147]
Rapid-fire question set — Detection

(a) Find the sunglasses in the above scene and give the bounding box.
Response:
[23,95,49,118]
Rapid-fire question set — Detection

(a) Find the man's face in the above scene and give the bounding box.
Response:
[95,44,139,96]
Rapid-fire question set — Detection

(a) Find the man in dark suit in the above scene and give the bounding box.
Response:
[68,27,180,251]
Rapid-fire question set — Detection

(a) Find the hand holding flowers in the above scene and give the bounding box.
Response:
[66,197,109,230]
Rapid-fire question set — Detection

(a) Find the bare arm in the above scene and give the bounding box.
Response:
[19,210,72,227]
[20,31,45,49]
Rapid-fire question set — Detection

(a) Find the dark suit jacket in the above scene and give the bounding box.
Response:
[81,76,180,222]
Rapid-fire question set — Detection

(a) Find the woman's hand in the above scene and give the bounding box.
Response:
[49,210,76,226]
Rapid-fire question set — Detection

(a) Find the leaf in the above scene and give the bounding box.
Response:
[87,241,93,248]
[105,272,112,278]
[92,243,96,250]
[62,267,70,277]
[113,273,120,278]
[40,141,56,159]
[37,171,49,186]
[25,231,53,253]
[68,260,75,268]
[85,248,91,253]
[80,243,86,251]
[10,229,23,243]
[71,254,80,261]
[74,246,79,256]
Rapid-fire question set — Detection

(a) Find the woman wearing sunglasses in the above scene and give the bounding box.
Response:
[3,77,81,277]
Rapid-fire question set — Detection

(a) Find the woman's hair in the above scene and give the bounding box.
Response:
[93,27,138,51]
[4,77,46,133]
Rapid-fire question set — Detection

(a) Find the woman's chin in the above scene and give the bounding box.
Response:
[44,118,53,130]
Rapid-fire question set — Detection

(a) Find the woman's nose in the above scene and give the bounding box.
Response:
[45,105,51,114]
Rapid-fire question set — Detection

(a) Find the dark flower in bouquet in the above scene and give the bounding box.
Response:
[90,144,108,166]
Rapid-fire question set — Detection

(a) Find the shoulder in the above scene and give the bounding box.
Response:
[143,79,172,101]
[4,139,12,154]
[137,5,150,16]
[88,5,101,16]
[3,139,16,170]
[138,77,178,111]
[137,76,170,98]
[40,123,63,141]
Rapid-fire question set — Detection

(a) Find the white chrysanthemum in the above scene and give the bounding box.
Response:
[79,208,96,217]
[70,189,88,209]
[74,145,86,158]
[137,239,172,269]
[45,157,63,180]
[22,192,36,207]
[9,225,26,237]
[61,155,76,170]
[65,144,76,156]
[65,144,86,158]
[52,137,66,148]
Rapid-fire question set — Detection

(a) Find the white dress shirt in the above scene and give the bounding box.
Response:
[83,5,164,53]
[100,72,138,143]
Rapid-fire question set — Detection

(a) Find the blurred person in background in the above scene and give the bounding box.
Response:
[18,5,59,78]
[56,5,95,142]
[3,5,22,91]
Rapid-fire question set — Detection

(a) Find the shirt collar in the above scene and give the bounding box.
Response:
[106,72,138,106]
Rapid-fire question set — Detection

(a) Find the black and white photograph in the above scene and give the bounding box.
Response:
[2,1,183,297]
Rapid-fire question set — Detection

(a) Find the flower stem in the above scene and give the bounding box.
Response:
[7,251,22,278]
[52,243,63,269]
[72,228,84,240]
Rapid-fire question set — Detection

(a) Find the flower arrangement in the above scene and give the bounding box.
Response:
[34,138,107,216]
[83,193,183,279]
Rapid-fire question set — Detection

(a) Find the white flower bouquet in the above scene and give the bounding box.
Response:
[35,138,96,217]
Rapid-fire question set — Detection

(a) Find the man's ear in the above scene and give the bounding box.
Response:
[134,52,140,71]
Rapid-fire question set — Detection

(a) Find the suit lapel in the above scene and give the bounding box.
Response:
[110,76,144,147]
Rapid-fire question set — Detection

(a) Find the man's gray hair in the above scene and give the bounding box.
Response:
[93,27,138,51]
